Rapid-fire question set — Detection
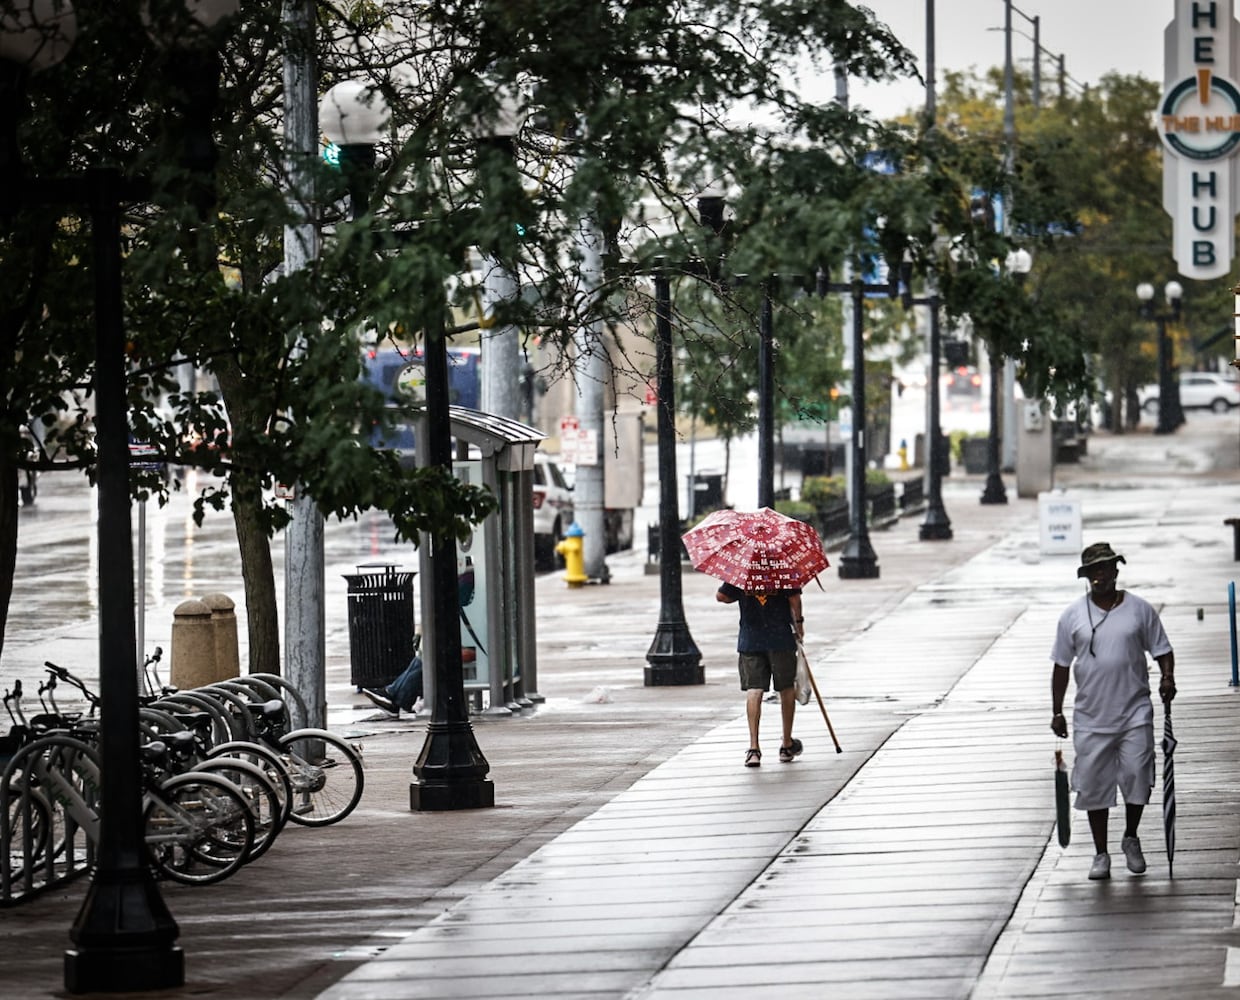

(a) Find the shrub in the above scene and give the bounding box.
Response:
[775,499,817,521]
[800,475,846,507]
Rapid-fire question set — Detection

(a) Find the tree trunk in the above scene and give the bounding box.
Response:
[0,460,18,662]
[231,474,281,675]
[1109,373,1126,434]
[214,360,281,676]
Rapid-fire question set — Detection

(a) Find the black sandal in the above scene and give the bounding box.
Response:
[745,748,762,768]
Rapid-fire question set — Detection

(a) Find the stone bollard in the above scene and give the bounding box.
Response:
[201,592,240,682]
[170,598,215,690]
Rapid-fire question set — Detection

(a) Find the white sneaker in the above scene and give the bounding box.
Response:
[1122,835,1147,874]
[1088,853,1111,880]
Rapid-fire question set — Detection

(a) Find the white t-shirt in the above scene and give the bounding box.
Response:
[1050,592,1172,734]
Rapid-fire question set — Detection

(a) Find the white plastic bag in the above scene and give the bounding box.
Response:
[794,641,812,706]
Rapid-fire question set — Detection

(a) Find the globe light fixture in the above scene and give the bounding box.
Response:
[0,0,76,72]
[319,79,392,147]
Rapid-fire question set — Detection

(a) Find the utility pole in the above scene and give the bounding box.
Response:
[480,103,521,423]
[1001,0,1018,474]
[282,0,326,730]
[480,260,520,420]
[1031,14,1041,109]
[572,216,609,582]
[923,0,936,133]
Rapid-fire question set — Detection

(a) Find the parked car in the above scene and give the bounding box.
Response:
[1138,371,1240,414]
[533,452,574,569]
[943,365,983,397]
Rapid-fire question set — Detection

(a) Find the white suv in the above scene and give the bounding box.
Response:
[1139,371,1240,414]
[532,453,574,569]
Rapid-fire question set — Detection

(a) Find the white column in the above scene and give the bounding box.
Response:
[281,0,325,730]
[572,217,608,581]
[480,259,520,419]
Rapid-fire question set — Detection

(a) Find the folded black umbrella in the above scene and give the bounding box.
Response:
[1055,742,1071,847]
[1163,701,1177,878]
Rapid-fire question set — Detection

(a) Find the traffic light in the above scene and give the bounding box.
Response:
[970,192,995,231]
[944,339,970,368]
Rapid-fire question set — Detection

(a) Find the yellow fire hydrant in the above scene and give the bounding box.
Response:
[898,438,909,471]
[555,522,588,587]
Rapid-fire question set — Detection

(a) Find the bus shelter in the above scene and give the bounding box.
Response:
[416,405,545,715]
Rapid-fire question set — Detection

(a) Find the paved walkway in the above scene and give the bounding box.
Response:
[313,418,1240,1000]
[3,414,1240,999]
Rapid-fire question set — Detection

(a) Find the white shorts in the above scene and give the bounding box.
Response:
[1071,725,1155,811]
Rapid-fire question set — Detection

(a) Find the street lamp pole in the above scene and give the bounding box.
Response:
[320,79,495,809]
[0,1,238,990]
[66,167,185,994]
[838,278,879,577]
[917,4,951,541]
[980,248,1032,505]
[411,292,495,809]
[645,261,704,685]
[757,280,775,508]
[1137,281,1184,435]
[815,270,884,579]
[917,291,952,540]
[979,338,1008,505]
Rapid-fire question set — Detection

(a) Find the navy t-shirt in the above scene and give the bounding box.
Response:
[719,583,800,653]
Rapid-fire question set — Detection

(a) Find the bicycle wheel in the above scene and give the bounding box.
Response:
[4,784,52,890]
[277,729,364,827]
[205,740,293,825]
[190,758,283,862]
[144,772,254,885]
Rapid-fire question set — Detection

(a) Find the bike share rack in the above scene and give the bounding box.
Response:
[1,735,100,905]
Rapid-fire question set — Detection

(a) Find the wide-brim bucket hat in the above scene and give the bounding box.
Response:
[1077,541,1126,578]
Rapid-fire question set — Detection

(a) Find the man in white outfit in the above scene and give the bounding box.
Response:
[1050,542,1176,881]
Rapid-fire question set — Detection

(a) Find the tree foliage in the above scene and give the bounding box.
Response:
[0,0,929,658]
[909,67,1237,426]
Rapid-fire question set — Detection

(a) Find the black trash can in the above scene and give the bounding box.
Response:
[691,472,724,515]
[343,564,415,690]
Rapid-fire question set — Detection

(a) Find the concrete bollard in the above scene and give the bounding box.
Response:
[170,598,215,690]
[201,592,240,682]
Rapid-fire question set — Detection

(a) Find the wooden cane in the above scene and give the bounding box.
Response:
[802,657,842,753]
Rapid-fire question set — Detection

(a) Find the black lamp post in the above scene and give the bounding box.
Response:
[979,247,1032,506]
[645,260,704,686]
[978,335,1008,505]
[411,297,495,809]
[911,289,952,540]
[321,79,495,809]
[1137,280,1184,435]
[815,270,894,579]
[1,0,238,991]
[757,280,775,509]
[643,186,730,685]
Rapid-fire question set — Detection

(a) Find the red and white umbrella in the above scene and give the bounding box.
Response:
[681,507,828,592]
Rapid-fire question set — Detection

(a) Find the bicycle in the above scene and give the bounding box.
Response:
[183,678,364,827]
[35,663,265,885]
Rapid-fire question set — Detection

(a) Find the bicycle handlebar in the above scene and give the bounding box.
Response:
[44,662,100,706]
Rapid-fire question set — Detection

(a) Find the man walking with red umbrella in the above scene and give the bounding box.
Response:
[1050,542,1176,880]
[717,582,805,768]
[682,507,828,768]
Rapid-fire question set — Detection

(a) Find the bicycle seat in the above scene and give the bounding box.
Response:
[167,730,199,761]
[140,740,168,763]
[245,699,286,720]
[28,712,79,734]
